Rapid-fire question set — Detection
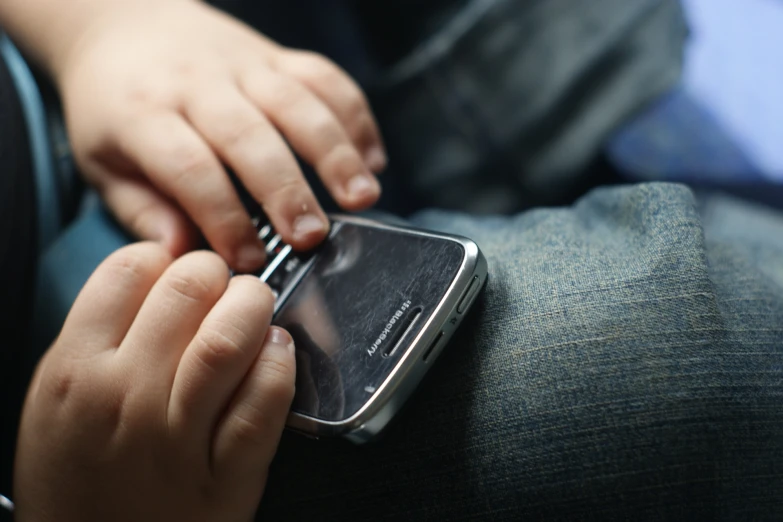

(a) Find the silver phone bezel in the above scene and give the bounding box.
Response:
[283,215,487,444]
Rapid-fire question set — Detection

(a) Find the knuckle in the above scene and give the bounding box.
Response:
[165,252,228,304]
[229,409,272,446]
[123,76,184,108]
[200,206,256,251]
[171,60,198,80]
[44,365,75,403]
[100,243,172,287]
[42,360,126,433]
[259,354,297,397]
[204,195,249,226]
[242,141,295,177]
[318,143,364,180]
[308,113,342,144]
[126,84,163,107]
[165,272,215,305]
[264,78,308,112]
[232,276,276,311]
[242,69,300,109]
[297,52,341,83]
[217,118,267,150]
[167,144,216,186]
[226,356,295,447]
[193,322,247,372]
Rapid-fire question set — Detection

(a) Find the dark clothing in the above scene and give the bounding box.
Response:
[0,40,36,498]
[213,0,688,213]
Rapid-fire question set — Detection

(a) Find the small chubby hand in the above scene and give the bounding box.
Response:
[14,242,296,522]
[58,0,386,270]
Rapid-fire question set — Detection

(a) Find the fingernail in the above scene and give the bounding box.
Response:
[364,146,387,172]
[347,174,380,200]
[236,241,266,272]
[293,214,328,243]
[268,327,295,353]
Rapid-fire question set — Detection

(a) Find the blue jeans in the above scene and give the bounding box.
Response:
[257,183,783,520]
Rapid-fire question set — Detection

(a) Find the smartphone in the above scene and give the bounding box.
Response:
[249,213,488,444]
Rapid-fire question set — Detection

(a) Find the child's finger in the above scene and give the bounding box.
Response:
[212,326,296,481]
[97,172,200,257]
[183,83,330,251]
[168,275,276,449]
[58,242,172,357]
[118,251,229,383]
[272,50,387,173]
[239,69,381,212]
[114,112,267,272]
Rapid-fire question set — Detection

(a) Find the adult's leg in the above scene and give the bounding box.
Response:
[258,183,783,521]
[31,182,783,519]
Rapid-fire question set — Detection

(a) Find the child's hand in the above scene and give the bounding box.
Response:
[14,242,296,522]
[57,0,386,271]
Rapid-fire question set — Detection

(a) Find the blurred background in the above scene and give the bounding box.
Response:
[682,0,782,179]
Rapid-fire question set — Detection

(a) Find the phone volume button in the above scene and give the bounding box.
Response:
[457,275,481,314]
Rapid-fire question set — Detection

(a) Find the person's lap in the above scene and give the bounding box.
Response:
[253,183,783,521]
[30,182,783,520]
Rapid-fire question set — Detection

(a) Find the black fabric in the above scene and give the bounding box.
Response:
[0,41,37,499]
[348,0,470,65]
[207,0,470,79]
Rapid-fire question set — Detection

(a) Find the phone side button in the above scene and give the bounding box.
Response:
[457,275,481,314]
[422,331,445,363]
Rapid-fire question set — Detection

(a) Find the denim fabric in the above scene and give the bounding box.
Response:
[28,184,783,520]
[257,183,783,521]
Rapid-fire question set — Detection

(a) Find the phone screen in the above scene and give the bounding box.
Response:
[273,222,465,422]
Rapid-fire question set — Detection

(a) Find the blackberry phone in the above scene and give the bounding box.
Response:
[249,213,488,444]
